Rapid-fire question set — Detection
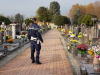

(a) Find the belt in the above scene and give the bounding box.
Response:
[30,36,39,44]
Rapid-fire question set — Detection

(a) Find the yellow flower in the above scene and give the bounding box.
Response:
[9,29,11,31]
[69,31,72,33]
[0,29,5,32]
[88,51,92,55]
[78,35,82,38]
[78,42,81,44]
[71,34,75,36]
[73,40,77,43]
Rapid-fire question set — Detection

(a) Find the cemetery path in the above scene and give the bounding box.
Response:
[0,29,73,75]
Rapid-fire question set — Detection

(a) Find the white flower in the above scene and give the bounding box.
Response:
[17,35,21,39]
[96,49,99,51]
[99,58,100,60]
[84,34,87,36]
[70,35,75,38]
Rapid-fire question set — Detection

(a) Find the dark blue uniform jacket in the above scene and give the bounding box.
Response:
[28,23,43,42]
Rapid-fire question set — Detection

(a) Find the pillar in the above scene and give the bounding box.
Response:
[10,23,16,39]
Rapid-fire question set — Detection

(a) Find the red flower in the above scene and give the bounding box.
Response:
[64,31,67,33]
[77,44,88,50]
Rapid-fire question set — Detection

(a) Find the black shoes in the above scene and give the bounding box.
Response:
[32,60,35,63]
[36,61,42,64]
[32,60,42,64]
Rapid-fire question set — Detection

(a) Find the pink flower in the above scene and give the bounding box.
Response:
[96,55,100,58]
[3,33,4,36]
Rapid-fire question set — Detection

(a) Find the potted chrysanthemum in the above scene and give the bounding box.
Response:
[77,44,88,54]
[7,39,14,44]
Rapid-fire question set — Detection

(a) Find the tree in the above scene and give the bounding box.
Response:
[79,5,86,15]
[68,3,80,19]
[15,13,24,23]
[0,16,10,25]
[37,7,52,23]
[49,1,60,21]
[15,13,24,30]
[24,18,32,26]
[7,15,15,22]
[54,15,70,26]
[78,15,84,25]
[81,14,96,26]
[93,1,100,19]
[74,9,81,24]
[86,3,94,14]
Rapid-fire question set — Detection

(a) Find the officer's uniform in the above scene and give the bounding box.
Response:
[28,23,43,62]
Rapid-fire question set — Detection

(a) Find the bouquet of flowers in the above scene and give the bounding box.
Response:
[0,28,5,32]
[77,44,88,53]
[21,35,25,38]
[3,45,7,48]
[64,31,67,34]
[87,40,91,44]
[70,34,75,38]
[7,39,14,43]
[17,35,21,40]
[6,35,11,40]
[78,32,82,39]
[88,46,100,59]
[73,40,77,44]
[78,35,82,38]
[69,31,72,34]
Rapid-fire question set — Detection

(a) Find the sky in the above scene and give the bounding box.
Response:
[0,0,99,18]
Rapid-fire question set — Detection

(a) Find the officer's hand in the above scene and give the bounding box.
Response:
[40,41,43,43]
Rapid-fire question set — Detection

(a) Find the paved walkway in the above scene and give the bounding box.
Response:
[0,29,73,75]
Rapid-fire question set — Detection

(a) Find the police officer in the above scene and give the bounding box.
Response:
[28,18,43,64]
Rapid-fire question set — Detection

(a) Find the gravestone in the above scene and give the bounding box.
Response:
[65,24,68,31]
[89,34,93,41]
[75,26,79,37]
[4,30,6,42]
[81,23,86,43]
[22,26,26,31]
[86,27,90,41]
[22,22,26,31]
[0,32,3,44]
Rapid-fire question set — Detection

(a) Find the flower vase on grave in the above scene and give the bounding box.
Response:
[91,55,95,59]
[93,57,100,72]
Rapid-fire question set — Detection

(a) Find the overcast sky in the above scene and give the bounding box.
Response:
[0,0,99,18]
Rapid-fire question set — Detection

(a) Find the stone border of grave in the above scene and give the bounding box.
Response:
[58,31,81,75]
[0,29,50,68]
